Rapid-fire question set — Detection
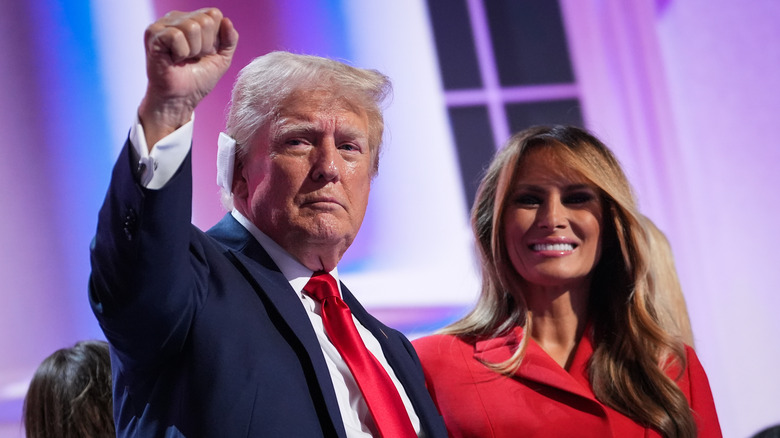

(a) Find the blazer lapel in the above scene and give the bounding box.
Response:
[474,326,601,405]
[207,214,347,438]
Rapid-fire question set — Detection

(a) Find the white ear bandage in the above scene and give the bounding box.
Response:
[216,132,237,194]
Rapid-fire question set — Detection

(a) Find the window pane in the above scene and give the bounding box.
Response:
[505,99,584,133]
[426,0,483,90]
[448,106,496,209]
[485,0,575,86]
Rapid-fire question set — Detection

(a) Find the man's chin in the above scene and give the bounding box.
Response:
[292,220,355,245]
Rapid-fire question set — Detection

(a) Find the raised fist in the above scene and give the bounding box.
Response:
[139,8,239,149]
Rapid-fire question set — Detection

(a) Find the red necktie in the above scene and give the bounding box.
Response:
[304,271,417,438]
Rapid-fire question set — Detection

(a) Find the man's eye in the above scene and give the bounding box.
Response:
[339,143,359,152]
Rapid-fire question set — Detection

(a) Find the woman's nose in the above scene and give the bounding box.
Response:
[537,199,566,229]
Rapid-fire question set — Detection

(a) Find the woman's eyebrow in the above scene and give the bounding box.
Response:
[512,184,545,193]
[512,183,593,193]
[565,184,594,191]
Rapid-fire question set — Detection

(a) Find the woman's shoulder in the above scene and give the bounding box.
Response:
[681,345,723,435]
[667,344,705,384]
[412,334,473,362]
[678,344,716,394]
[412,333,482,381]
[682,344,702,369]
[412,333,466,349]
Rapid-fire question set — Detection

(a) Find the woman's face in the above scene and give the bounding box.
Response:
[502,147,604,290]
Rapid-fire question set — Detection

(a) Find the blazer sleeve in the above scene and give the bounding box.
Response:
[683,346,723,437]
[89,138,206,375]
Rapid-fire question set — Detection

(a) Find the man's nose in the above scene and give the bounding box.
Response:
[311,141,339,182]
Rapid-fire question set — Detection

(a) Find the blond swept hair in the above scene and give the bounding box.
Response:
[222,51,392,208]
[643,216,695,347]
[444,125,696,437]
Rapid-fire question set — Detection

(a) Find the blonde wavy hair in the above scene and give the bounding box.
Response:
[644,216,695,347]
[443,125,696,437]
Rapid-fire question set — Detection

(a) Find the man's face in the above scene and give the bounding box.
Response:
[233,90,373,270]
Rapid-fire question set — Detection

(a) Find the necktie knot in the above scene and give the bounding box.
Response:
[304,271,339,302]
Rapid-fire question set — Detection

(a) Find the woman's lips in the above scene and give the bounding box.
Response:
[530,243,576,251]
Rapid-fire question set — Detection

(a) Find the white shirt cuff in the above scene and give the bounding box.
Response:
[129,114,194,190]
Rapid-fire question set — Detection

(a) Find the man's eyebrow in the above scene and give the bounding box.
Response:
[336,125,369,141]
[272,122,369,143]
[271,121,319,141]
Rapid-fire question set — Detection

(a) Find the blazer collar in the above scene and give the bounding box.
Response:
[473,325,601,405]
[207,213,348,438]
[208,214,436,437]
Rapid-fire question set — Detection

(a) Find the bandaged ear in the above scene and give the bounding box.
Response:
[216,132,237,194]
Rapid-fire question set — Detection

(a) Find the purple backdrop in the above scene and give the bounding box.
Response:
[1,1,778,436]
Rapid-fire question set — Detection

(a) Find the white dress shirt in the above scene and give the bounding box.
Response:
[128,116,423,437]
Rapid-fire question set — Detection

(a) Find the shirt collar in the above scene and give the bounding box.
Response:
[230,210,341,297]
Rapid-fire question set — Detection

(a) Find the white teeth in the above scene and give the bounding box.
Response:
[532,243,574,251]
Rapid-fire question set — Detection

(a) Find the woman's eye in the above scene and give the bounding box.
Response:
[515,194,541,206]
[564,192,595,204]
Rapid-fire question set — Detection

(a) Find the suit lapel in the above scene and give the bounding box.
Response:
[341,284,444,436]
[340,285,389,342]
[207,214,347,438]
[340,283,394,348]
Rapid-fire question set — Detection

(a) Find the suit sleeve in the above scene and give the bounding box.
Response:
[89,138,207,375]
[684,346,723,437]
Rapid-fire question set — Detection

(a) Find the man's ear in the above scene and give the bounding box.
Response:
[231,158,247,201]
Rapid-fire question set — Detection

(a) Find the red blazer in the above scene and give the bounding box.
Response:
[413,327,721,437]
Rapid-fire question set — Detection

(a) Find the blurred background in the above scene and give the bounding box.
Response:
[1,0,778,436]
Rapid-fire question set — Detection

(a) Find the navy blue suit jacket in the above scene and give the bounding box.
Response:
[89,141,447,437]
